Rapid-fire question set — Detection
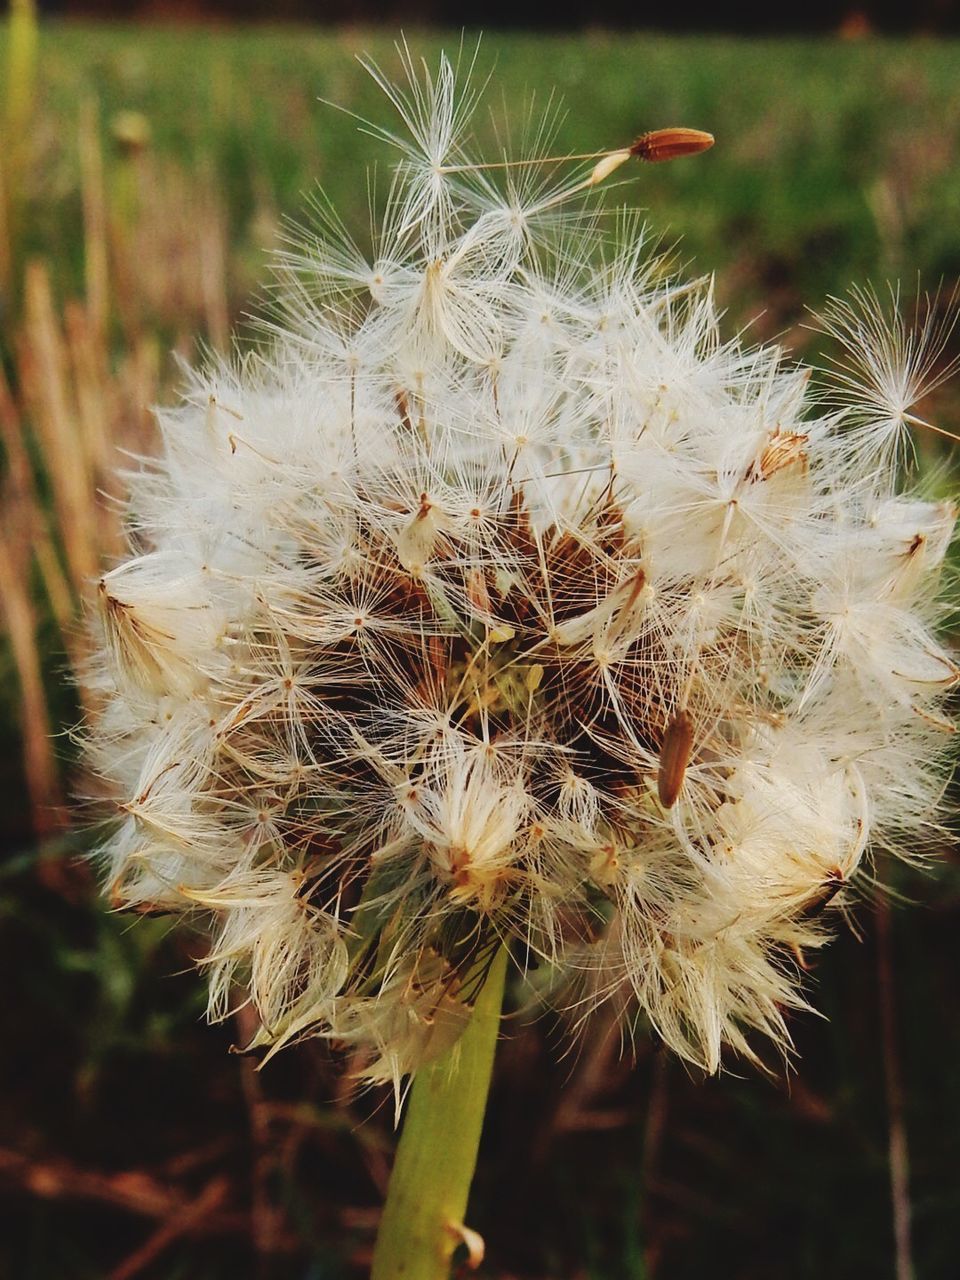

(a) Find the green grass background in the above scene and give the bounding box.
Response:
[16,27,960,323]
[2,23,960,1280]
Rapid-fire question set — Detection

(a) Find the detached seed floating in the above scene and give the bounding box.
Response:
[588,127,714,185]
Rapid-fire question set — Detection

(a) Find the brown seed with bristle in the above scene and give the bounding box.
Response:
[631,128,715,164]
[395,388,413,433]
[658,709,694,808]
[754,430,809,481]
[799,868,846,918]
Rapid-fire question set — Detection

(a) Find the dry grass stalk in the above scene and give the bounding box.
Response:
[876,897,916,1280]
[65,300,113,486]
[1,266,161,825]
[109,158,230,348]
[107,1177,231,1280]
[18,261,100,595]
[0,1144,270,1245]
[0,363,71,835]
[0,527,67,836]
[0,361,76,638]
[198,162,230,353]
[0,82,231,841]
[79,98,110,343]
[0,144,11,298]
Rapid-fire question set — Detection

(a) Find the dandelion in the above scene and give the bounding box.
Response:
[86,44,957,1278]
[814,281,960,464]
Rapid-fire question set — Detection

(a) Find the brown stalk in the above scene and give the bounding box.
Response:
[199,170,230,353]
[0,351,69,817]
[0,1145,283,1246]
[0,359,35,498]
[0,145,11,296]
[120,331,161,455]
[533,1001,631,1160]
[876,896,915,1280]
[65,300,112,481]
[640,1048,670,1276]
[0,525,66,836]
[0,380,74,623]
[79,97,110,343]
[19,261,99,595]
[108,1176,230,1280]
[64,298,132,572]
[233,1001,286,1260]
[1,361,95,720]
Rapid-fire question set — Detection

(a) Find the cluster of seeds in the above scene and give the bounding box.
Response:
[88,49,958,1088]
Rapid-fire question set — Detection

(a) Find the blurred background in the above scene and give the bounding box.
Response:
[2,2,960,1277]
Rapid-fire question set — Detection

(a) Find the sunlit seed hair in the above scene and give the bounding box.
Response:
[86,42,958,1095]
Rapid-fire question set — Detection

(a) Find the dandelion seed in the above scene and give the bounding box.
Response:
[812,282,960,464]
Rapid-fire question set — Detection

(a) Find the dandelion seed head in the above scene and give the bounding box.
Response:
[87,48,958,1089]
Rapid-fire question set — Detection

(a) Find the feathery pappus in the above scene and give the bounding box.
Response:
[85,43,959,1093]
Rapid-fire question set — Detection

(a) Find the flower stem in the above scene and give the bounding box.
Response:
[370,946,508,1280]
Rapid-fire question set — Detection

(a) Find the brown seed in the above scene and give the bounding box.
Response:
[800,868,845,917]
[631,128,715,164]
[622,567,647,610]
[757,431,809,480]
[658,709,694,808]
[465,566,491,616]
[395,388,412,433]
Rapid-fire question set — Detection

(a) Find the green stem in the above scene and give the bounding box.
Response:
[371,946,508,1280]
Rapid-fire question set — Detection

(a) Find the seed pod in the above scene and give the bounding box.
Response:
[465,566,491,617]
[756,431,809,480]
[658,709,694,808]
[590,128,714,186]
[395,387,413,432]
[631,128,715,164]
[800,869,845,918]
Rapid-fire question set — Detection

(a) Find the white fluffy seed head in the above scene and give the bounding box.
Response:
[86,47,958,1091]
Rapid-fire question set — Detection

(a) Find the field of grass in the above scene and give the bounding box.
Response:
[14,28,960,317]
[2,21,960,1280]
